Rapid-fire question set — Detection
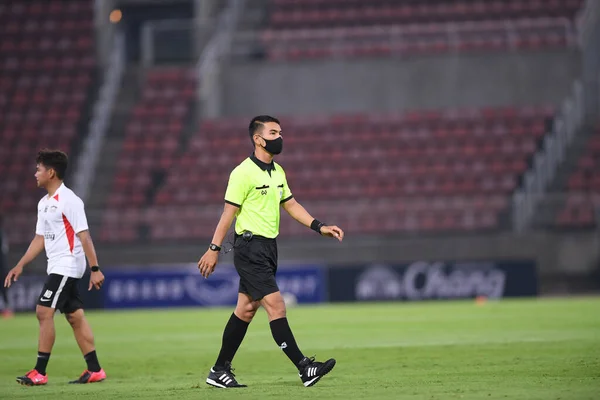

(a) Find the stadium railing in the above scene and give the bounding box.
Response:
[73,32,125,202]
[229,17,578,60]
[512,80,585,232]
[197,0,246,118]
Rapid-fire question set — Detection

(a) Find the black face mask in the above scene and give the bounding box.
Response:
[261,136,283,155]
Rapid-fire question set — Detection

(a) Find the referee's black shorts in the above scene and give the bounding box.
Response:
[37,273,84,314]
[233,234,279,301]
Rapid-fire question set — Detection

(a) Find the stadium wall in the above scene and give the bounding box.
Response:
[5,232,598,311]
[9,231,597,293]
[221,50,580,116]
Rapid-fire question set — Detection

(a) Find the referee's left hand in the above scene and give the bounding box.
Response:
[320,225,344,242]
[198,250,218,278]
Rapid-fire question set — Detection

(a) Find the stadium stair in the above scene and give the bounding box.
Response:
[86,66,142,233]
[530,124,597,229]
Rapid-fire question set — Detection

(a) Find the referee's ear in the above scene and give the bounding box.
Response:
[252,133,264,148]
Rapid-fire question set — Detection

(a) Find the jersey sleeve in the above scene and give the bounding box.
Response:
[64,197,89,234]
[280,171,293,204]
[224,168,249,207]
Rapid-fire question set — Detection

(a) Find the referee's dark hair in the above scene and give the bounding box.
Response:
[249,115,280,145]
[36,149,68,180]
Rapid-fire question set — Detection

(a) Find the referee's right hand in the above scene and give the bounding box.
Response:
[198,250,218,279]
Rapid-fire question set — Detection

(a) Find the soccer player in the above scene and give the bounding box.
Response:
[4,150,107,386]
[0,214,14,318]
[198,116,345,388]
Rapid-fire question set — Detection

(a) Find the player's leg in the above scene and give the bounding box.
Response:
[16,274,66,386]
[206,292,258,388]
[34,305,55,373]
[64,281,106,384]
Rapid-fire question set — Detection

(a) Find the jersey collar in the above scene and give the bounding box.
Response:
[47,182,65,200]
[250,153,276,172]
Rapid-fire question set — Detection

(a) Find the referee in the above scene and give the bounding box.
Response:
[198,115,344,389]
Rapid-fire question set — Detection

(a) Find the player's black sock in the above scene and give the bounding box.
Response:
[214,313,249,369]
[35,352,50,375]
[84,350,101,372]
[269,317,305,367]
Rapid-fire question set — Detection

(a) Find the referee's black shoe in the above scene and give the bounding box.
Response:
[206,362,247,388]
[298,356,336,387]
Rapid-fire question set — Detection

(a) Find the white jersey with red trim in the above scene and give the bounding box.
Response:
[36,183,89,278]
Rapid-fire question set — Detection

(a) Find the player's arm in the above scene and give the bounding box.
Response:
[281,198,344,241]
[76,230,104,290]
[65,198,104,290]
[77,230,98,267]
[4,235,44,287]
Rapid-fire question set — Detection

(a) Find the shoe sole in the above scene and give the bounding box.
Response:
[16,379,46,386]
[69,378,106,384]
[206,378,247,388]
[304,359,336,387]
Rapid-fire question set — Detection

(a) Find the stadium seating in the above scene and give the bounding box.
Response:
[0,0,95,244]
[98,67,196,242]
[259,0,582,60]
[557,126,600,228]
[268,0,583,28]
[99,106,553,242]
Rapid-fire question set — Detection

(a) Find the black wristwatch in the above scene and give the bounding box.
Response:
[91,266,100,272]
[209,243,221,252]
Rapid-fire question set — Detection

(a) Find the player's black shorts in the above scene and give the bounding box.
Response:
[37,273,84,314]
[233,234,279,301]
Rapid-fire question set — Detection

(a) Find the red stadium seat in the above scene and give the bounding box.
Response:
[109,105,555,242]
[1,0,95,244]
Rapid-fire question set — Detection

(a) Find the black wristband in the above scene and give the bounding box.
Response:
[91,266,100,272]
[209,243,222,252]
[310,219,325,234]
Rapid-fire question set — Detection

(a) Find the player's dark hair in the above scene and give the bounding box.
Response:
[249,115,280,145]
[36,149,68,180]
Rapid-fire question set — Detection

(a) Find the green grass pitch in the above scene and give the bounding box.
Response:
[1,298,599,399]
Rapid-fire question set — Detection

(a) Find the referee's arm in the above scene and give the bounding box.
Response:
[198,203,238,278]
[281,198,344,241]
[210,203,239,248]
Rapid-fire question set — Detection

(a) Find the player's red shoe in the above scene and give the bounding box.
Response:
[16,369,48,386]
[2,309,14,319]
[69,369,106,384]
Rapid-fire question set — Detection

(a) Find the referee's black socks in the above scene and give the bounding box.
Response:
[214,313,250,369]
[269,317,305,368]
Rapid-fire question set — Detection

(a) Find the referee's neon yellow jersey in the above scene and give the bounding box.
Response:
[224,154,293,239]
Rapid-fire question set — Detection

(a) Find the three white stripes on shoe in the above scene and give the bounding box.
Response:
[219,373,233,385]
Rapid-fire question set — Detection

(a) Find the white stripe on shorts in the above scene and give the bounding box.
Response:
[50,276,69,309]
